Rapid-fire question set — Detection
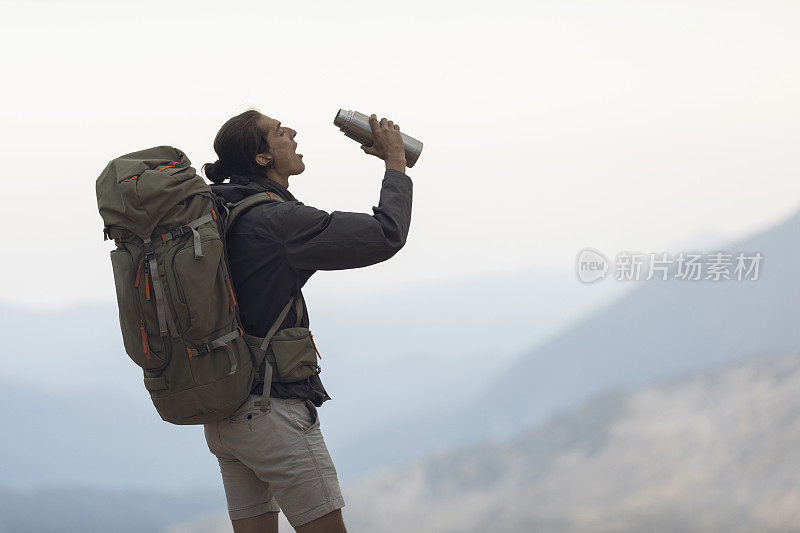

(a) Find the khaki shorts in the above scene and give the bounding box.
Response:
[203,394,345,527]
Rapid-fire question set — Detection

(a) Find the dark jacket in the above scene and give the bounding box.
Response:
[210,169,413,406]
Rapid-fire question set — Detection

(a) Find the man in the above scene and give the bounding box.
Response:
[203,110,413,533]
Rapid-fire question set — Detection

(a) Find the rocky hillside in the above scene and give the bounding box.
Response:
[343,351,800,533]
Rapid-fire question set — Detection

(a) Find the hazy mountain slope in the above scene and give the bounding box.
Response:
[337,209,800,474]
[0,380,219,492]
[0,266,621,490]
[0,266,623,411]
[306,265,625,427]
[343,351,800,533]
[480,208,800,433]
[0,487,223,533]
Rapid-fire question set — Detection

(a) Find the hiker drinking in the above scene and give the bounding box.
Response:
[202,110,413,532]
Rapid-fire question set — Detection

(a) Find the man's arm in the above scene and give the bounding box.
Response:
[274,113,413,271]
[272,169,412,271]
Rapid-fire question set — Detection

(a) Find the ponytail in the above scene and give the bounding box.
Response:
[202,160,229,184]
[203,109,269,183]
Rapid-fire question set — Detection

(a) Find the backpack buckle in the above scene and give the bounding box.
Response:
[169,226,190,239]
[196,343,213,356]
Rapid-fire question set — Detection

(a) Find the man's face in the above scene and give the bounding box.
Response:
[258,114,305,177]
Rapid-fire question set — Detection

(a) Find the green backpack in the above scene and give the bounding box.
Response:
[96,146,316,424]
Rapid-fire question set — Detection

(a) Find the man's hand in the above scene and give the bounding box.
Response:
[361,114,407,173]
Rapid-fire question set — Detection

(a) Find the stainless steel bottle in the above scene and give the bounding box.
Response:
[333,109,424,168]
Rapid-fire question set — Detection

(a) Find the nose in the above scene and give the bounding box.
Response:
[287,127,297,139]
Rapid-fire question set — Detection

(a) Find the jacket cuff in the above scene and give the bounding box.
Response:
[385,168,412,182]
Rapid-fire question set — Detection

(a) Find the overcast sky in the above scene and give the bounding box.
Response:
[1,0,798,310]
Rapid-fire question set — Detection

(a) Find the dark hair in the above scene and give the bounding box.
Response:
[202,109,271,184]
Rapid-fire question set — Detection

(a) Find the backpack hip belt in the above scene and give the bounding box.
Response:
[245,293,322,412]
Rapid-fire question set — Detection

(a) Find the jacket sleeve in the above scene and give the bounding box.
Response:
[271,169,413,271]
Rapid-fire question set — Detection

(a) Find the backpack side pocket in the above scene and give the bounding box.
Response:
[165,222,234,342]
[110,247,167,370]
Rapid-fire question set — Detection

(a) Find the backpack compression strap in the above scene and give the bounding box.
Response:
[160,211,218,259]
[185,325,244,376]
[142,236,180,338]
[140,209,220,338]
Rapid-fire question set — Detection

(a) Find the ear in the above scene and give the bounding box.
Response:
[255,153,272,168]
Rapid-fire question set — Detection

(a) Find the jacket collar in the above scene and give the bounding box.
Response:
[229,173,297,202]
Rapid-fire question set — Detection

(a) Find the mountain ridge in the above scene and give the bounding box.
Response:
[331,207,800,476]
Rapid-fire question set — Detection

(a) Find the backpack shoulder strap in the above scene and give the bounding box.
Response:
[223,192,285,235]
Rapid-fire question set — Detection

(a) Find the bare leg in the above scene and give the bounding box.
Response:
[294,509,346,533]
[232,511,279,533]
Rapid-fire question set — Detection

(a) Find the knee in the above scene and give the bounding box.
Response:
[294,509,346,533]
[232,511,279,533]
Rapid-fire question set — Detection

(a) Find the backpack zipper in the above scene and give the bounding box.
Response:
[140,319,151,359]
[225,277,238,311]
[143,260,151,301]
[134,259,144,288]
[310,332,321,359]
[127,245,166,370]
